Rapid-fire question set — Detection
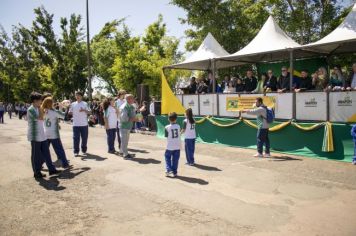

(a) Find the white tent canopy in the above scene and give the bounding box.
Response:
[165,33,233,70]
[217,16,317,66]
[302,3,356,54]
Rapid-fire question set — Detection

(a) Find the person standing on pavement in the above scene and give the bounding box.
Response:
[103,97,119,154]
[7,103,13,119]
[115,90,126,150]
[0,102,5,124]
[241,97,271,158]
[119,94,139,159]
[41,97,70,168]
[164,112,181,178]
[27,92,59,178]
[69,91,91,157]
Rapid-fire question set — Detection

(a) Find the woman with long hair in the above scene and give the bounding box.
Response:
[41,97,70,168]
[181,108,196,166]
[103,97,119,154]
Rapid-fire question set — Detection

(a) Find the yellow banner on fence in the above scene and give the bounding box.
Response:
[226,96,276,111]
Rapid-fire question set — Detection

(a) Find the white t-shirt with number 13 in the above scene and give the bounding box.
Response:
[183,119,196,139]
[165,123,181,151]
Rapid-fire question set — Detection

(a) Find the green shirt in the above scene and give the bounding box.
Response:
[119,103,135,130]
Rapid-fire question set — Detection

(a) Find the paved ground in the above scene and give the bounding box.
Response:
[0,117,356,236]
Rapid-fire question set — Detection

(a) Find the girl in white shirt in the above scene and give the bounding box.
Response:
[42,97,70,168]
[181,108,196,166]
[104,97,119,154]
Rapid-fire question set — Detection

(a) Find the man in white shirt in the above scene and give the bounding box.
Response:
[115,90,126,150]
[148,97,156,131]
[69,91,91,157]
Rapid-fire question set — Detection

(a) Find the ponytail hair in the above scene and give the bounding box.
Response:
[103,97,113,111]
[186,108,195,124]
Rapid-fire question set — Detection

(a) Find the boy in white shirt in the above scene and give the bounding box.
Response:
[69,91,91,157]
[164,112,181,178]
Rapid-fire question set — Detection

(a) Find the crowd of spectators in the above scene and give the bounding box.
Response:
[184,63,356,94]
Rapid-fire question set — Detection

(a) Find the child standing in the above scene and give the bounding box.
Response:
[181,108,196,166]
[27,92,59,178]
[41,97,70,168]
[164,112,181,177]
[103,97,119,154]
[351,124,356,165]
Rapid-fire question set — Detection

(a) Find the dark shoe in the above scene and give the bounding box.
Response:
[124,154,133,160]
[62,164,72,169]
[49,170,61,176]
[34,173,46,179]
[74,153,79,157]
[108,150,116,154]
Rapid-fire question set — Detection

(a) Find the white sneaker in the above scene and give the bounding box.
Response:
[253,153,263,158]
[352,160,356,165]
[264,153,271,158]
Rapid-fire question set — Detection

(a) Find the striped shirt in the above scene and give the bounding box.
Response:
[44,109,65,139]
[27,105,46,142]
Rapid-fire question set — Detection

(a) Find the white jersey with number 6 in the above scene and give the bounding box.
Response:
[165,123,181,151]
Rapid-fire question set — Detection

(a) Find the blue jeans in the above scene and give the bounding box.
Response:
[185,139,195,164]
[353,141,356,162]
[73,126,88,154]
[116,126,121,149]
[31,140,56,174]
[257,128,270,154]
[165,150,180,174]
[48,138,69,167]
[0,111,4,123]
[106,128,116,152]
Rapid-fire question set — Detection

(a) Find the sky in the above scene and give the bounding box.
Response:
[0,0,189,52]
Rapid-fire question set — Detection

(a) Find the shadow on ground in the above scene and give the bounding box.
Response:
[174,176,209,185]
[193,163,222,171]
[128,148,150,154]
[36,167,91,191]
[130,157,161,164]
[269,156,302,162]
[81,153,107,161]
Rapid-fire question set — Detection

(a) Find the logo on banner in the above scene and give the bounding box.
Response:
[305,98,317,107]
[226,97,239,111]
[188,100,195,107]
[337,96,352,106]
[203,99,210,106]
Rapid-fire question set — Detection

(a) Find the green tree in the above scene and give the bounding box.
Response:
[110,15,187,97]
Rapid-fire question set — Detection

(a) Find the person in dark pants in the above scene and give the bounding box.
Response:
[27,92,59,178]
[42,97,70,168]
[7,103,13,119]
[351,124,356,165]
[69,91,91,157]
[164,112,181,178]
[0,102,5,124]
[181,108,196,166]
[103,97,119,154]
[241,97,271,158]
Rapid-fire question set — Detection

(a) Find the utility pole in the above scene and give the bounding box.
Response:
[86,0,92,100]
